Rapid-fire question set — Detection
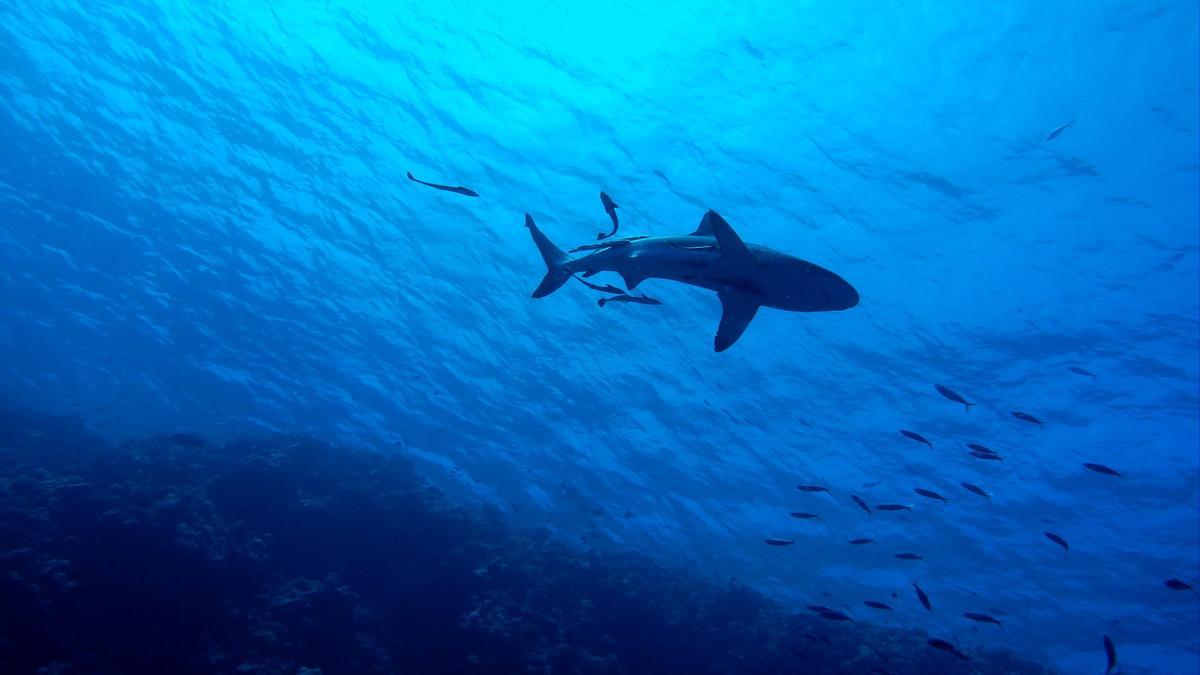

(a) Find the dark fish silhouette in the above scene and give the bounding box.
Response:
[1068,366,1098,380]
[573,275,626,295]
[927,638,969,661]
[797,484,830,493]
[569,235,649,253]
[849,538,875,545]
[764,538,795,546]
[899,429,933,448]
[1044,531,1070,557]
[966,443,996,454]
[1083,462,1121,476]
[1165,578,1196,593]
[406,171,479,197]
[818,611,853,622]
[935,384,975,412]
[851,495,872,517]
[598,293,662,308]
[961,482,991,500]
[1045,119,1074,141]
[895,553,924,560]
[911,580,932,611]
[876,503,912,511]
[914,488,948,504]
[790,512,820,519]
[806,604,835,613]
[1103,635,1118,674]
[863,600,893,610]
[963,612,1003,629]
[596,191,620,239]
[1011,411,1043,426]
[969,450,1003,462]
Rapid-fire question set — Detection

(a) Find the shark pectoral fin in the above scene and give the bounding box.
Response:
[715,292,760,352]
[581,269,599,278]
[620,271,647,290]
[704,210,754,262]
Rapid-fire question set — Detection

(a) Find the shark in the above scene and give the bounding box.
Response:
[525,209,858,351]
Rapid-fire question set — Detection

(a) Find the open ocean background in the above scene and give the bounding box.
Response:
[1,1,1197,673]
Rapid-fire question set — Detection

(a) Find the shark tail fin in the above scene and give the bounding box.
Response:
[526,214,572,298]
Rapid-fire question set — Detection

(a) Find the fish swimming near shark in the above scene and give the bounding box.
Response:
[525,210,858,351]
[406,171,479,197]
[598,294,662,308]
[597,191,620,239]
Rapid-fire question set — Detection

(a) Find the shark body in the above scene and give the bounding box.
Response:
[525,210,858,351]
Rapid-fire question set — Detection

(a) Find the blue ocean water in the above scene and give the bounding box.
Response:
[0,1,1197,673]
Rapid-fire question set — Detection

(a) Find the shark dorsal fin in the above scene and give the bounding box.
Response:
[703,210,754,261]
[715,291,760,352]
[689,211,717,236]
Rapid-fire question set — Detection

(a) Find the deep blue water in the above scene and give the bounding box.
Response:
[1,1,1197,673]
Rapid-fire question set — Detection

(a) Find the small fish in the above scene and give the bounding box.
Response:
[913,488,948,504]
[935,384,975,412]
[960,482,991,500]
[863,600,893,610]
[1045,119,1074,141]
[1165,578,1196,593]
[764,538,795,546]
[895,553,924,560]
[861,479,882,488]
[1083,462,1121,476]
[899,429,933,448]
[596,191,620,239]
[1103,635,1118,674]
[963,612,1003,629]
[797,484,830,493]
[1044,531,1070,557]
[598,293,662,308]
[849,538,875,545]
[851,495,872,517]
[969,451,1004,462]
[875,504,912,512]
[966,443,995,454]
[406,171,479,197]
[818,611,854,622]
[573,275,626,295]
[927,638,969,661]
[1011,411,1043,426]
[911,580,932,612]
[806,604,835,613]
[790,512,820,519]
[1068,366,1098,380]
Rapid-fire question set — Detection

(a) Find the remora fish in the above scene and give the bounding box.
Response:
[1011,411,1043,426]
[851,495,872,517]
[911,579,932,612]
[1044,531,1070,557]
[597,191,620,239]
[598,294,662,308]
[525,211,859,351]
[406,171,479,197]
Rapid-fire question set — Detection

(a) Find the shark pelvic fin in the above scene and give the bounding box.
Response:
[715,291,760,352]
[620,271,648,290]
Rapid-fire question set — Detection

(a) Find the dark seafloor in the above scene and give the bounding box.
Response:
[0,405,1054,675]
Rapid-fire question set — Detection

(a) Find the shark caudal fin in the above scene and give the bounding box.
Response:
[526,214,573,298]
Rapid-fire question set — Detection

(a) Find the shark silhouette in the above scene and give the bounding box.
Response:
[525,210,858,351]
